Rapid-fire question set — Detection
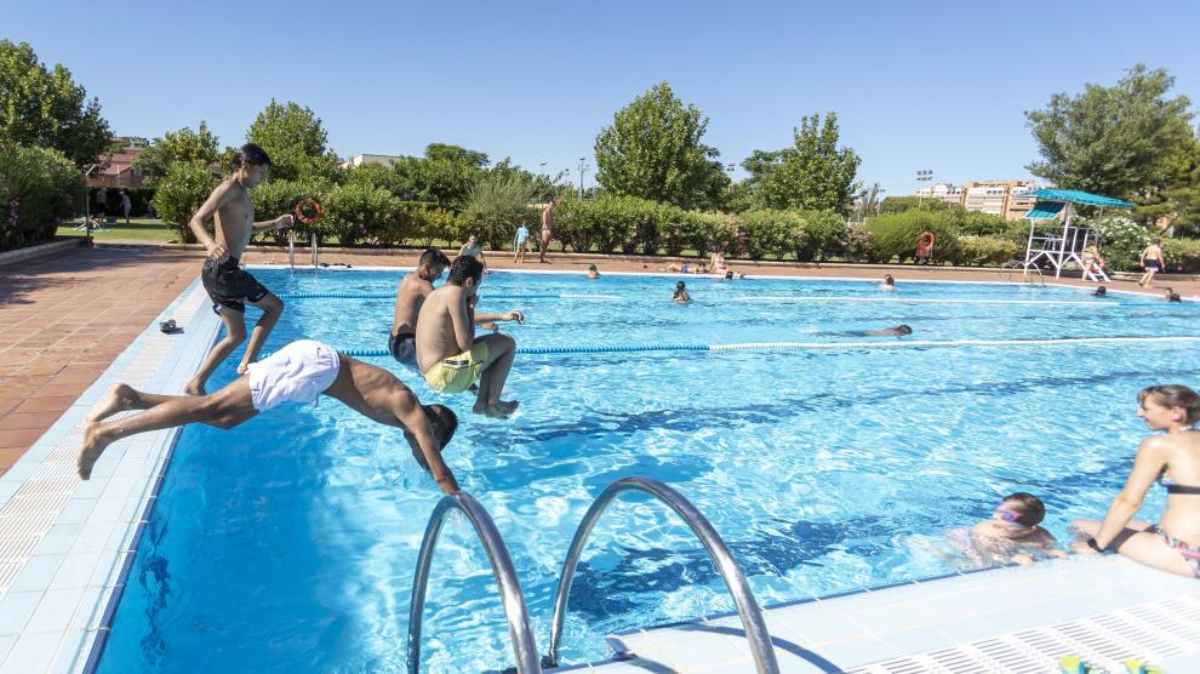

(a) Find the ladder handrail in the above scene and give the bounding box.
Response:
[544,477,780,674]
[406,491,541,674]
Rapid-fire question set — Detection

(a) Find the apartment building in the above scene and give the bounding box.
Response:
[913,182,964,207]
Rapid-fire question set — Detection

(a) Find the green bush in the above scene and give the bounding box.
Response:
[864,210,962,263]
[1162,238,1200,273]
[955,211,1010,236]
[460,172,538,249]
[843,223,877,262]
[0,143,83,251]
[955,235,1021,266]
[252,178,332,244]
[1084,215,1151,271]
[322,182,402,247]
[151,162,220,243]
[737,209,797,260]
[795,210,849,262]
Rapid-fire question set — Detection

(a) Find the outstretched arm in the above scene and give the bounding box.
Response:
[400,403,460,495]
[1089,439,1165,550]
[252,214,293,232]
[474,309,524,324]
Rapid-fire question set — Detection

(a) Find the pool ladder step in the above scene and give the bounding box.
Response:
[405,476,780,674]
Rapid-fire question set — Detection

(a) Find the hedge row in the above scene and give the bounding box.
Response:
[0,144,83,252]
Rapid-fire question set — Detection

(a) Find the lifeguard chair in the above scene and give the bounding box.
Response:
[1022,189,1133,279]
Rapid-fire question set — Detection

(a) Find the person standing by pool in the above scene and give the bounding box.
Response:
[513,222,531,263]
[457,234,487,272]
[416,256,520,417]
[1138,239,1165,288]
[1070,385,1200,579]
[539,197,556,263]
[185,144,293,396]
[390,248,451,366]
[76,340,463,494]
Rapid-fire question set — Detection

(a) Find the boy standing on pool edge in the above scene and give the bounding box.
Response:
[185,143,294,395]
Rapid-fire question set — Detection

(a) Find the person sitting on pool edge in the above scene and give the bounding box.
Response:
[416,255,519,417]
[390,248,451,366]
[880,274,896,292]
[1070,385,1200,579]
[672,281,691,304]
[970,492,1064,565]
[75,339,462,494]
[586,264,600,279]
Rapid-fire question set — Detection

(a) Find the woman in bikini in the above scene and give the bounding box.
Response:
[1071,385,1200,578]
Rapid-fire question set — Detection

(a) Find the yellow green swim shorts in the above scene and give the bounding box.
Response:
[423,341,489,394]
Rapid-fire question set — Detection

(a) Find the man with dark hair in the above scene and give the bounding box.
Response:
[969,491,1062,565]
[416,256,520,417]
[185,143,294,396]
[77,340,462,494]
[390,248,452,365]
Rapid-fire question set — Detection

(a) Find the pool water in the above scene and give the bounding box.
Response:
[98,270,1199,673]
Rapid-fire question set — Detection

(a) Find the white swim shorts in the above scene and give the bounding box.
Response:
[246,340,341,411]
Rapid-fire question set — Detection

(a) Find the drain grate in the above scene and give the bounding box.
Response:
[845,594,1200,674]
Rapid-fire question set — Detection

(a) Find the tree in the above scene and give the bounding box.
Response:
[594,82,729,209]
[754,113,861,215]
[1134,132,1200,235]
[151,161,221,243]
[0,40,111,166]
[461,171,538,247]
[246,100,339,182]
[133,122,222,183]
[1026,65,1194,200]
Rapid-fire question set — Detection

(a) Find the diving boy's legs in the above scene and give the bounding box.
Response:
[186,307,247,395]
[78,379,257,479]
[472,332,518,417]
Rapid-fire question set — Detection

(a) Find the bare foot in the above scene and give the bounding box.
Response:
[184,378,206,396]
[87,383,136,423]
[76,422,112,480]
[236,362,250,376]
[474,399,519,418]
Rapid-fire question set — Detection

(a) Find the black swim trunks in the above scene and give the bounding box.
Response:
[389,331,416,365]
[201,257,269,314]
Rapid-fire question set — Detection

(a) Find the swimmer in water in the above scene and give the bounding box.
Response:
[969,492,1064,566]
[818,325,912,338]
[1093,285,1107,297]
[880,274,896,292]
[672,281,691,304]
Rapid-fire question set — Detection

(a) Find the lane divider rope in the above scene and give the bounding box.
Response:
[328,335,1200,359]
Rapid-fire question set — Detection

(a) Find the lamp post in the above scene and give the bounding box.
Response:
[578,157,589,199]
[916,169,934,207]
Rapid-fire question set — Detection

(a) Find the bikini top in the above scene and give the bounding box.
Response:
[1158,468,1200,495]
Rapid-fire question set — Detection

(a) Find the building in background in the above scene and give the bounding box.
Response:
[913,182,964,207]
[340,154,405,169]
[917,180,1042,220]
[87,138,147,188]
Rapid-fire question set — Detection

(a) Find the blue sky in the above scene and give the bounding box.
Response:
[7,0,1198,197]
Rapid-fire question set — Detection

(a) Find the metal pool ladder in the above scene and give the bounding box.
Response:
[545,477,780,674]
[406,491,541,674]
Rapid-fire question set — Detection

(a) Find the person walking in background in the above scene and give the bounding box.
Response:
[120,190,132,224]
[540,196,556,263]
[513,222,531,263]
[1139,239,1166,288]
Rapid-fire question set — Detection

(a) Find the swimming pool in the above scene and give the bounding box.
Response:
[96,270,1198,673]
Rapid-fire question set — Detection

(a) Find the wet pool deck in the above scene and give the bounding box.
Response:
[0,242,1198,673]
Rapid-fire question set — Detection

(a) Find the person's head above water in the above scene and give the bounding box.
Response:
[676,281,686,290]
[883,274,895,286]
[725,270,734,280]
[1138,384,1200,428]
[418,248,450,280]
[588,264,598,272]
[233,143,272,187]
[1093,286,1107,297]
[1165,287,1182,302]
[895,324,913,335]
[404,404,459,471]
[995,492,1045,528]
[447,255,484,291]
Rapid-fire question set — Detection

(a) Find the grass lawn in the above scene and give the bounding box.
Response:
[57,218,181,242]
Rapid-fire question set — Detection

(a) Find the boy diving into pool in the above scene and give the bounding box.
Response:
[76,340,462,494]
[185,144,294,396]
[416,256,520,417]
